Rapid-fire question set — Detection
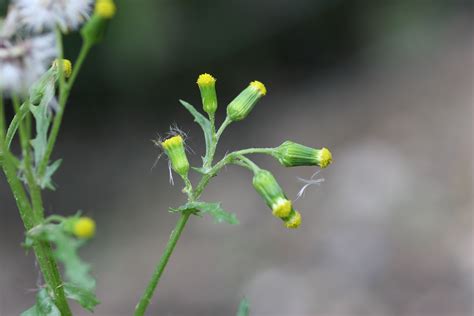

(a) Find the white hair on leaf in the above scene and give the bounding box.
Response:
[0,33,57,94]
[295,170,324,201]
[15,0,93,32]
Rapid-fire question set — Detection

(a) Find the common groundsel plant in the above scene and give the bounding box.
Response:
[0,0,333,315]
[133,74,333,315]
[0,0,115,315]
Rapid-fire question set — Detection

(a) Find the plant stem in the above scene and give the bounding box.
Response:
[134,212,192,316]
[37,34,92,179]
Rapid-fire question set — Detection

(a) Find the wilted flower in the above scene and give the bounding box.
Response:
[0,34,57,94]
[15,0,93,32]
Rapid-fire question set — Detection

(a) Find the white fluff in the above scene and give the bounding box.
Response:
[295,170,324,200]
[15,0,93,32]
[0,34,57,93]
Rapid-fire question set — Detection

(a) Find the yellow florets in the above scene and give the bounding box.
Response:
[73,217,96,239]
[95,0,116,18]
[285,211,301,229]
[161,135,184,150]
[318,147,333,168]
[53,59,72,78]
[249,80,267,96]
[272,198,292,218]
[197,73,216,87]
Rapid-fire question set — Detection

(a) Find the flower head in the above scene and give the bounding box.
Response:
[274,141,333,168]
[252,169,292,218]
[0,34,57,94]
[160,135,190,178]
[95,0,116,19]
[73,217,96,239]
[197,73,218,115]
[15,0,93,32]
[53,59,72,78]
[226,80,266,121]
[284,210,301,229]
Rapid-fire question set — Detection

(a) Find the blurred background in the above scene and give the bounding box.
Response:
[1,0,473,315]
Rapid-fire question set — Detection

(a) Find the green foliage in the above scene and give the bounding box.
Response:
[236,297,250,316]
[179,100,213,165]
[64,283,100,312]
[170,201,239,225]
[26,221,97,293]
[21,289,60,316]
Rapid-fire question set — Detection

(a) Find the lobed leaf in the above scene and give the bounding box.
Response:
[179,100,213,163]
[236,297,250,316]
[21,288,60,316]
[170,201,239,225]
[64,283,100,312]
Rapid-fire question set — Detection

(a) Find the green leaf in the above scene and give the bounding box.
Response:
[236,297,250,316]
[39,159,62,190]
[26,223,96,291]
[30,80,55,167]
[170,201,239,225]
[179,100,213,162]
[5,101,30,150]
[21,288,61,316]
[64,283,100,312]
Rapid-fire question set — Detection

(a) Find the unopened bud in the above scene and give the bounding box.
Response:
[53,59,72,78]
[64,217,96,239]
[161,135,190,177]
[252,169,292,218]
[226,80,266,121]
[274,141,332,168]
[197,73,218,115]
[283,210,301,229]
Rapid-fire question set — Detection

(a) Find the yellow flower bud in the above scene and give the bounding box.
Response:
[226,80,266,121]
[284,210,301,229]
[197,73,218,115]
[73,217,96,239]
[274,141,333,168]
[95,0,116,19]
[161,135,190,177]
[53,59,72,78]
[252,169,292,218]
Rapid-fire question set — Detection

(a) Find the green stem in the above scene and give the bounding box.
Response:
[37,35,92,179]
[134,212,192,316]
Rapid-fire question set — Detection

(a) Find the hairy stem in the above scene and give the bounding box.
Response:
[134,212,192,316]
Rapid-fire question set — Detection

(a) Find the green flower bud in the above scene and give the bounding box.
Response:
[161,135,190,177]
[283,209,302,229]
[226,81,266,121]
[81,0,116,46]
[63,217,96,239]
[197,73,218,115]
[274,141,332,168]
[252,169,292,218]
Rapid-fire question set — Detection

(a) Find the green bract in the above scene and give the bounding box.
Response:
[226,81,266,121]
[274,141,333,168]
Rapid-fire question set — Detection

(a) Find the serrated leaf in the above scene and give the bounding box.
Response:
[170,201,239,225]
[21,288,61,316]
[236,297,249,316]
[179,100,213,162]
[64,283,100,312]
[30,81,55,167]
[27,223,96,291]
[39,159,62,190]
